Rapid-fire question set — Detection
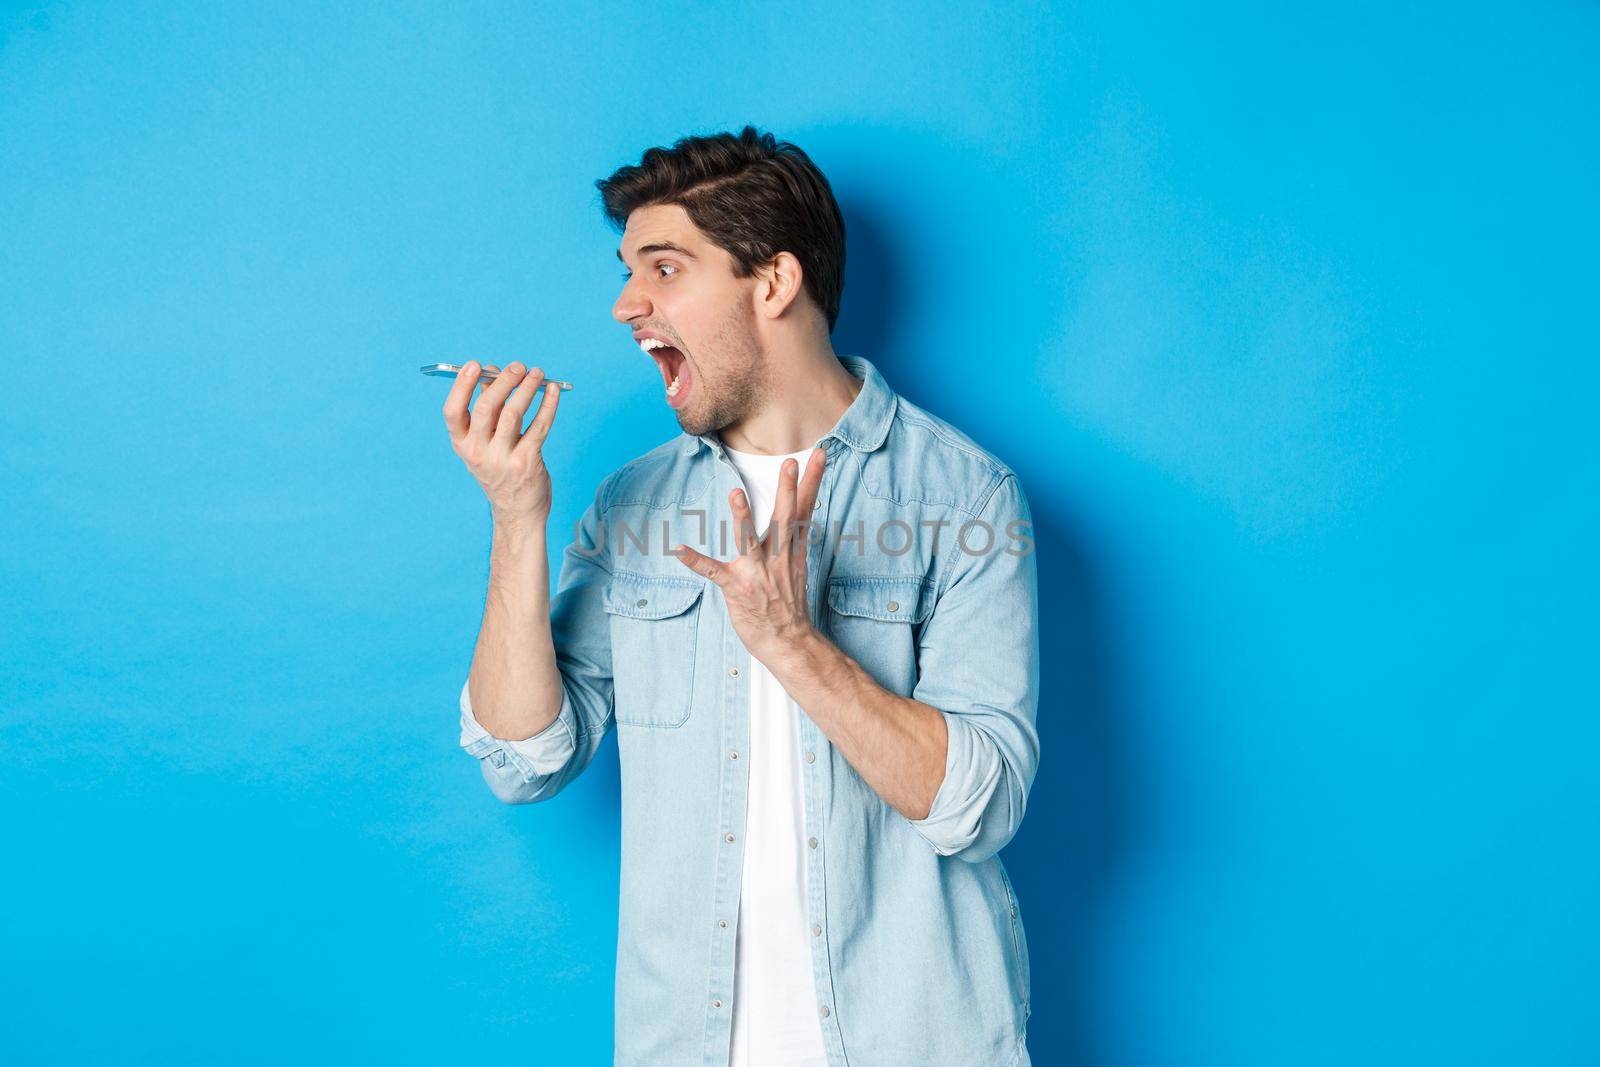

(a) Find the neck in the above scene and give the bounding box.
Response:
[718,340,862,455]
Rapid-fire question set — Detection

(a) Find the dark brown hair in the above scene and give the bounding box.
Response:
[595,125,847,333]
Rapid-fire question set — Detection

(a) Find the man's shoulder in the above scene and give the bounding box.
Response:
[879,392,1020,514]
[597,434,703,509]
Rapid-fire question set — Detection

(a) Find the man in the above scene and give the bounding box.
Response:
[444,126,1039,1067]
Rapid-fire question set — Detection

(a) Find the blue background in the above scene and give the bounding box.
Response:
[2,2,1595,1064]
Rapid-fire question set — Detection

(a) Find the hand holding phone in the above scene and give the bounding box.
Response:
[439,361,566,526]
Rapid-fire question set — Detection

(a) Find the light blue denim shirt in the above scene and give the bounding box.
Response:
[459,355,1039,1066]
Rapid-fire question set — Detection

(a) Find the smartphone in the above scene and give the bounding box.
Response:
[421,363,573,390]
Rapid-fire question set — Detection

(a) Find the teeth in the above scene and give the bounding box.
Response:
[666,373,681,397]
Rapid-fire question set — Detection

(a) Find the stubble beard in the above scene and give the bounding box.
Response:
[675,299,767,439]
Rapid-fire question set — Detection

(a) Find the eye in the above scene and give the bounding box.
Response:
[620,262,678,281]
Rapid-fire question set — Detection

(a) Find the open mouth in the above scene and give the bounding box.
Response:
[639,338,692,407]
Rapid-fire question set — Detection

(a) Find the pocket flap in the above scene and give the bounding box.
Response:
[603,571,706,620]
[826,575,933,623]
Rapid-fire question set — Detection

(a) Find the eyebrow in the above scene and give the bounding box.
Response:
[616,241,698,264]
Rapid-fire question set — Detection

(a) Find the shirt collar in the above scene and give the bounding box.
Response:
[679,355,896,458]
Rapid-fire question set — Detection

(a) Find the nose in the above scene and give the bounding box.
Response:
[612,276,650,325]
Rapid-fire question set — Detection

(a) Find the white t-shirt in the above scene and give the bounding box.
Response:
[721,442,829,1067]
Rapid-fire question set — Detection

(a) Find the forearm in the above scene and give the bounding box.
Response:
[764,632,948,821]
[468,517,564,741]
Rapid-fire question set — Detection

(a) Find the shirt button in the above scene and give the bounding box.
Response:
[812,498,821,510]
[719,919,728,928]
[713,999,723,1008]
[811,924,821,937]
[820,1004,831,1018]
[725,832,736,843]
[636,598,648,608]
[804,751,815,764]
[808,836,817,849]
[886,600,899,612]
[729,750,739,759]
[729,666,740,677]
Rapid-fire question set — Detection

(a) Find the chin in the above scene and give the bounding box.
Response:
[677,404,729,440]
[675,407,709,437]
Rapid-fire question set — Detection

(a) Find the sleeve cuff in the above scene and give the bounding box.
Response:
[459,677,578,781]
[906,710,1003,856]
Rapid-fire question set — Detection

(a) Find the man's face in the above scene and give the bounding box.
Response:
[612,203,766,438]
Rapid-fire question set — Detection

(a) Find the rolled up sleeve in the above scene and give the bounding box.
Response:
[906,472,1041,863]
[460,677,582,800]
[457,476,617,805]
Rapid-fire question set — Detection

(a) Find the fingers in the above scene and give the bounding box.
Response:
[442,360,485,442]
[494,366,546,450]
[467,362,523,447]
[517,365,564,451]
[768,457,799,556]
[798,447,827,552]
[730,488,761,556]
[671,543,726,585]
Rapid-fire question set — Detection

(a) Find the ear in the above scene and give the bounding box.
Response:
[755,251,805,320]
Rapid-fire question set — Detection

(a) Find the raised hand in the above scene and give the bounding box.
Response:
[671,447,827,663]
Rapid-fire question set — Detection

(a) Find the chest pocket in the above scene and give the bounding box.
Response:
[602,571,706,728]
[824,575,934,694]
